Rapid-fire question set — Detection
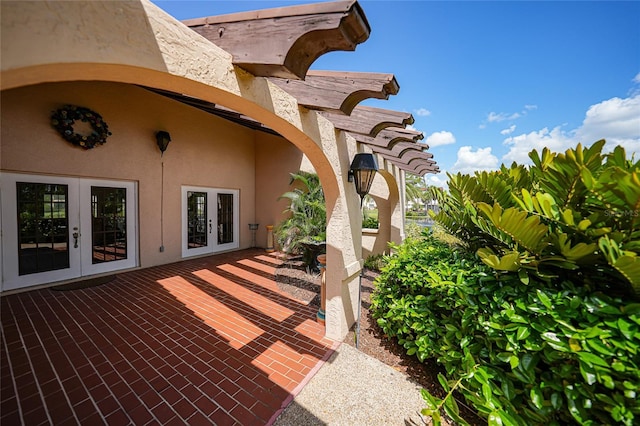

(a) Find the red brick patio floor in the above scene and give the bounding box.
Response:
[1,249,337,425]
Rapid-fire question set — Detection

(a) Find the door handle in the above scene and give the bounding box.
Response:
[209,220,212,233]
[72,227,80,248]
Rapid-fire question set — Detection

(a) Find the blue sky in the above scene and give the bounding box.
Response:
[152,0,640,187]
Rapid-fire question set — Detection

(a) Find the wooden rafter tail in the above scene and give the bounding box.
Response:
[323,105,413,136]
[185,1,370,79]
[381,150,434,165]
[353,127,424,149]
[351,133,399,149]
[269,71,399,115]
[387,130,428,149]
[383,127,424,141]
[379,153,437,169]
[366,142,425,158]
[385,159,433,175]
[405,163,440,176]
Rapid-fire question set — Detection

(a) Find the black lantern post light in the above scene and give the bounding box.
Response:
[349,153,378,206]
[348,152,378,348]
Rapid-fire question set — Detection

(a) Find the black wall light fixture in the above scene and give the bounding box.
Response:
[156,131,171,156]
[349,152,378,349]
[348,153,378,205]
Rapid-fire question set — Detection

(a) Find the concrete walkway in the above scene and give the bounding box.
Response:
[273,344,429,425]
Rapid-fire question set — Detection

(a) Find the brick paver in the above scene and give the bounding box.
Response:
[1,249,336,425]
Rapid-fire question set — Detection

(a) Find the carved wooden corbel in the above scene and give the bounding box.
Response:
[322,105,414,136]
[269,71,398,115]
[185,1,370,79]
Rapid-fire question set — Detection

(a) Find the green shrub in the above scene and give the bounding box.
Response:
[363,216,379,229]
[404,221,424,239]
[430,141,640,299]
[371,234,640,425]
[364,253,386,271]
[431,223,464,247]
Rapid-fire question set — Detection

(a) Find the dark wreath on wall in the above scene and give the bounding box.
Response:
[51,105,112,149]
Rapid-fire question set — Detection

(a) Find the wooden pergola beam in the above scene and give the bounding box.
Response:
[350,127,424,150]
[392,150,436,164]
[367,142,431,159]
[381,155,440,175]
[379,151,438,170]
[322,105,414,136]
[185,1,370,79]
[413,166,440,176]
[269,71,399,115]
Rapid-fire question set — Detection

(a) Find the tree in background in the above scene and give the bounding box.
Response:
[405,173,428,210]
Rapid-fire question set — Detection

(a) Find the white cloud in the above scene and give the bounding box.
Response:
[502,127,573,164]
[451,146,499,174]
[487,111,521,123]
[576,95,640,154]
[415,108,431,117]
[502,94,640,164]
[482,105,536,127]
[424,170,449,189]
[425,130,456,147]
[406,124,417,131]
[633,72,640,84]
[500,125,516,135]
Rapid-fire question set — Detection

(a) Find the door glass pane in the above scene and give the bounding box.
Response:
[218,193,234,244]
[91,186,127,264]
[187,191,207,249]
[16,182,69,275]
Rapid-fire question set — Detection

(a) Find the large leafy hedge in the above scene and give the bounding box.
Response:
[371,142,640,425]
[430,140,640,299]
[372,234,640,425]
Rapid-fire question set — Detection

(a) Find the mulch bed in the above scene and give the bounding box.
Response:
[274,256,484,426]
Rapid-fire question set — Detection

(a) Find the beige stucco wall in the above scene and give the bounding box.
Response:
[1,0,371,340]
[1,81,257,267]
[254,133,305,248]
[362,158,404,258]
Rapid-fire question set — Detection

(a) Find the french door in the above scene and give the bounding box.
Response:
[181,186,239,258]
[1,173,137,291]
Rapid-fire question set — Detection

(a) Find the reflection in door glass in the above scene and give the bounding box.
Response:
[218,193,234,244]
[187,191,208,248]
[16,182,69,275]
[91,186,127,263]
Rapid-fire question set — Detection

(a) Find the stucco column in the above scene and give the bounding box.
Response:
[391,167,405,244]
[320,130,364,340]
[369,162,403,249]
[316,254,327,326]
[363,173,392,257]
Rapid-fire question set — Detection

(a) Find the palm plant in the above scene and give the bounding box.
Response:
[405,173,427,208]
[274,171,326,268]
